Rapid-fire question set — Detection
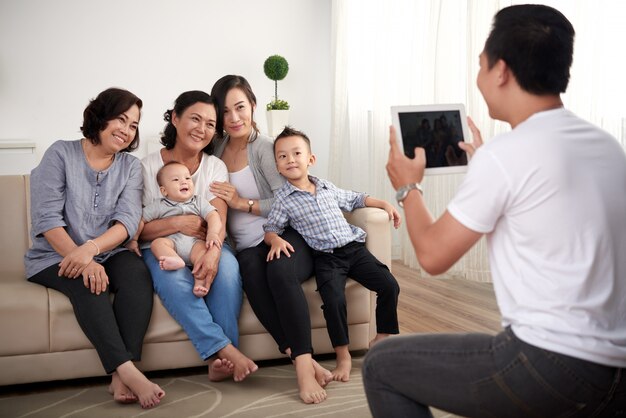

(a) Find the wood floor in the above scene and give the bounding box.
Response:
[392,260,502,335]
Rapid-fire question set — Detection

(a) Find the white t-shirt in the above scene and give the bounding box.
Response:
[448,108,626,368]
[141,150,228,207]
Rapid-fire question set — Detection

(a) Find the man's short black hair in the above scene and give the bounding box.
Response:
[484,4,575,95]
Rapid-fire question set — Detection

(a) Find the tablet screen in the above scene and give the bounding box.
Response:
[392,104,469,174]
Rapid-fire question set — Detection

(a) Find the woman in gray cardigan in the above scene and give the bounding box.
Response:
[210,75,332,404]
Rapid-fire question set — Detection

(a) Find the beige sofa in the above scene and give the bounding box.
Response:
[0,175,391,386]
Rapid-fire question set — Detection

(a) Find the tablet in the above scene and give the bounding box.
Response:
[391,104,470,174]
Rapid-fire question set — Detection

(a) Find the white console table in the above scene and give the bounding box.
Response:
[0,141,37,175]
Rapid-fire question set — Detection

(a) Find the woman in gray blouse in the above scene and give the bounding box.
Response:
[24,88,165,409]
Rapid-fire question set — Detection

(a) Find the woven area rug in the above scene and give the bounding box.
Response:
[0,355,459,417]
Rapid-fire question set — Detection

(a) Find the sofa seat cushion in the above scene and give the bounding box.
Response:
[43,276,374,352]
[0,281,50,355]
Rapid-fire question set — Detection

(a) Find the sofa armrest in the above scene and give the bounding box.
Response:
[344,207,392,267]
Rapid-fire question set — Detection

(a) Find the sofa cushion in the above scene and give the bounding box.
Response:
[0,176,29,282]
[0,281,50,355]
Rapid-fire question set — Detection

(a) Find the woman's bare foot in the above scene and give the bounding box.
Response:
[193,280,209,298]
[331,346,352,382]
[108,372,138,404]
[369,333,390,348]
[218,344,258,382]
[294,355,327,404]
[159,255,185,270]
[208,358,234,381]
[116,361,165,409]
[312,359,333,387]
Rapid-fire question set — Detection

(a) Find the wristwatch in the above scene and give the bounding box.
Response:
[395,183,423,207]
[247,199,254,213]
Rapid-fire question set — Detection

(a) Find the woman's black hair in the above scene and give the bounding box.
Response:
[210,75,259,141]
[161,90,217,154]
[81,87,143,152]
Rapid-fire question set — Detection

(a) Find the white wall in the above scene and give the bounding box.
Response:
[0,0,332,177]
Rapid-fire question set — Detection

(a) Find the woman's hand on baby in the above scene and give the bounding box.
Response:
[175,215,207,240]
[58,243,100,278]
[210,181,240,208]
[266,236,295,261]
[81,261,108,295]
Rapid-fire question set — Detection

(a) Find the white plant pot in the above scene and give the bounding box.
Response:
[266,109,290,137]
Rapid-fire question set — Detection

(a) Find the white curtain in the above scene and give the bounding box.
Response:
[330,0,626,282]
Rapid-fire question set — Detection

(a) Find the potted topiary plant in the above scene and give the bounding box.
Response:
[264,54,290,136]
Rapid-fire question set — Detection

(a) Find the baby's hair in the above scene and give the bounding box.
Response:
[274,126,312,154]
[156,161,187,186]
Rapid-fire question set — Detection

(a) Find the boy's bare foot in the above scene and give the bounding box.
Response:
[369,333,391,348]
[193,282,209,298]
[218,344,258,382]
[331,346,352,382]
[108,372,138,404]
[208,358,234,381]
[158,255,185,271]
[312,359,333,387]
[294,355,327,404]
[116,361,165,409]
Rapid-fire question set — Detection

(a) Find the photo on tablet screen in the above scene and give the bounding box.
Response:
[391,104,470,174]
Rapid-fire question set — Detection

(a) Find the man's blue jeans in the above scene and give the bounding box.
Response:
[142,244,242,360]
[363,327,625,417]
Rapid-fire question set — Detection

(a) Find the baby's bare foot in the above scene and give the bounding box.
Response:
[159,255,185,271]
[193,284,209,298]
[208,358,234,381]
[312,359,333,387]
[108,372,138,404]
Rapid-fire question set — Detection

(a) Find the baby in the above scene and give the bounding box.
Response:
[128,161,222,297]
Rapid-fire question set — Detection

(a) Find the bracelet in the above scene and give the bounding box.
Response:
[86,239,100,256]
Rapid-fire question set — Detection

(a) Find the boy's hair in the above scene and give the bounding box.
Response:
[274,126,312,154]
[81,87,143,152]
[156,161,187,187]
[484,4,575,95]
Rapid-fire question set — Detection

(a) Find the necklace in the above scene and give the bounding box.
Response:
[82,139,115,172]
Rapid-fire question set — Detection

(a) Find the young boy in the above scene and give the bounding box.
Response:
[128,161,222,297]
[264,126,402,382]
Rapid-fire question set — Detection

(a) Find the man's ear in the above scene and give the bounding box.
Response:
[495,59,510,86]
[308,153,317,167]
